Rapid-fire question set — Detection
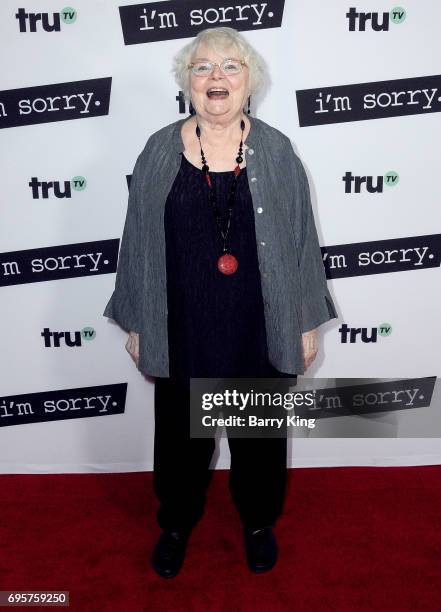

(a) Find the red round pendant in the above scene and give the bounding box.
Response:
[217,253,238,275]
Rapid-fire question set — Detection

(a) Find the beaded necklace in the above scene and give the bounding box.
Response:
[195,119,245,275]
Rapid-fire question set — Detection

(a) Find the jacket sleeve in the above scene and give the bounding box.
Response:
[289,142,338,333]
[102,147,146,334]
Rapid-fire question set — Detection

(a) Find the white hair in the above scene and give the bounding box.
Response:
[172,27,267,101]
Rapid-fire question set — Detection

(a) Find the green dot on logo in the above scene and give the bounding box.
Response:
[384,171,399,187]
[72,176,87,191]
[61,7,77,24]
[81,327,96,341]
[378,323,392,337]
[390,7,406,24]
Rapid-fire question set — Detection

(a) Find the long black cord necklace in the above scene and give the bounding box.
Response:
[195,119,245,275]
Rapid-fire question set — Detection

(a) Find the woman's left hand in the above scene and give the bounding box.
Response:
[302,328,318,370]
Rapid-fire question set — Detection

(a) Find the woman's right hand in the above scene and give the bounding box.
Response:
[125,331,139,367]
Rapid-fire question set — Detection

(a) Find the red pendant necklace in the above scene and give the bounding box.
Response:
[196,119,245,275]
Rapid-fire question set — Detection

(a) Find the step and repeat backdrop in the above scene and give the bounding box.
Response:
[1,1,440,473]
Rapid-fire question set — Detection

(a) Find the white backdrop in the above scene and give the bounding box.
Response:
[1,0,440,473]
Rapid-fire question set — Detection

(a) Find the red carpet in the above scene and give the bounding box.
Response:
[1,466,440,612]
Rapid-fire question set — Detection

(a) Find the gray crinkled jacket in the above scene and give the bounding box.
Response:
[103,115,338,377]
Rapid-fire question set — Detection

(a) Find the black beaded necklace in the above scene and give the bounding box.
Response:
[195,118,245,275]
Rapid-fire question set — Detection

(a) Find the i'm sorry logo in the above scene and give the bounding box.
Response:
[119,0,285,44]
[0,239,119,287]
[0,78,112,129]
[0,383,127,427]
[296,74,441,126]
[322,234,440,279]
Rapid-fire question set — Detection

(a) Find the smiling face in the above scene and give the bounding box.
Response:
[189,41,250,123]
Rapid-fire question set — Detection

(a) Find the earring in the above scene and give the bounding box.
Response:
[247,95,251,115]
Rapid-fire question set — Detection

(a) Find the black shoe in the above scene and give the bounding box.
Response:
[151,530,190,578]
[243,526,278,573]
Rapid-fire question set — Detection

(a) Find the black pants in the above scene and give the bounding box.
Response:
[153,376,288,532]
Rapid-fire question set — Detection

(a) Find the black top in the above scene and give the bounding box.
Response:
[164,152,291,382]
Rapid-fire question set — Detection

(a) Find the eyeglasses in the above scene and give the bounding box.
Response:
[187,58,247,77]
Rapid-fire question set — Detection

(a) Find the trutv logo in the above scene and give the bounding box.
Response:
[16,7,77,32]
[339,323,392,343]
[41,326,96,347]
[346,7,406,31]
[343,171,399,193]
[29,176,86,199]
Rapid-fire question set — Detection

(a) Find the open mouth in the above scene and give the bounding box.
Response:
[206,87,229,99]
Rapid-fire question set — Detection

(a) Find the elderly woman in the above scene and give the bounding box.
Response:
[103,27,337,578]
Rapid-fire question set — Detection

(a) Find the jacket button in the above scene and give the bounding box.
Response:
[257,207,263,213]
[251,177,257,182]
[260,241,266,246]
[247,148,254,155]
